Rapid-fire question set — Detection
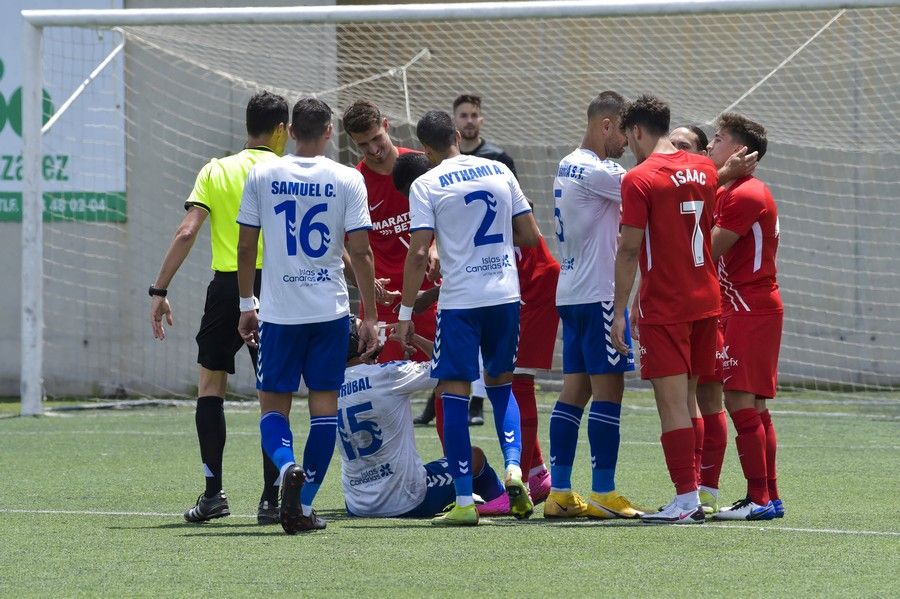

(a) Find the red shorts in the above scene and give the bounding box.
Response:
[516,297,559,370]
[721,311,783,399]
[638,317,718,380]
[376,306,437,363]
[697,320,724,385]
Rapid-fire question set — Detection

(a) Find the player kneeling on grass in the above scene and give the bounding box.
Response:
[338,319,509,519]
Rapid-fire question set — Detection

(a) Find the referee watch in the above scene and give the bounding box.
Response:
[148,285,168,297]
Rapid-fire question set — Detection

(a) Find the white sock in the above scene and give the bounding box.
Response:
[276,461,296,487]
[301,504,313,517]
[529,464,547,479]
[676,490,700,510]
[699,485,719,497]
[456,495,474,508]
[550,487,571,493]
[505,464,523,481]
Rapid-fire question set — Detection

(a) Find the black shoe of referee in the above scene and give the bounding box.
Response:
[468,395,485,426]
[184,490,230,523]
[257,499,280,525]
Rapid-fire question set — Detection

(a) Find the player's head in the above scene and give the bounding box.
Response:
[586,90,627,158]
[416,110,459,164]
[670,125,709,155]
[392,152,431,198]
[342,100,396,167]
[246,91,289,155]
[619,94,670,164]
[452,94,483,142]
[708,112,767,168]
[290,97,333,144]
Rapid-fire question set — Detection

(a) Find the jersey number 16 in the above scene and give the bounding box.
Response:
[274,200,331,258]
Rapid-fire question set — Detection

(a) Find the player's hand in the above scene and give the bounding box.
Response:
[392,320,416,354]
[426,248,442,282]
[238,310,260,349]
[375,278,401,307]
[722,146,758,181]
[151,296,174,340]
[629,297,640,341]
[358,317,379,356]
[412,286,440,314]
[610,313,630,355]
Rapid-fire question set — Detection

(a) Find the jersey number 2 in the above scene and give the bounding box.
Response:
[464,190,503,247]
[680,200,705,266]
[273,200,331,258]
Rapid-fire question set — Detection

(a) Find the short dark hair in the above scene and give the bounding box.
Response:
[342,100,382,135]
[716,112,767,161]
[246,91,288,137]
[620,94,670,136]
[291,97,332,142]
[587,90,626,121]
[452,94,481,112]
[392,152,431,197]
[685,125,709,153]
[416,110,456,152]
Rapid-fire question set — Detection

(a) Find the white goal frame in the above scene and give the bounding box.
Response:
[19,0,899,415]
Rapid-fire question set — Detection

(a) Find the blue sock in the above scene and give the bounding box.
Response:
[472,459,504,502]
[549,401,584,491]
[300,415,338,515]
[259,411,295,477]
[588,401,621,494]
[485,383,522,468]
[442,393,473,502]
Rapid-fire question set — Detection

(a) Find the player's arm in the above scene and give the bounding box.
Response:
[150,206,208,340]
[347,229,379,355]
[512,211,540,247]
[396,229,433,349]
[612,225,643,354]
[236,224,261,348]
[718,146,757,186]
[413,285,440,314]
[711,226,741,262]
[410,333,434,357]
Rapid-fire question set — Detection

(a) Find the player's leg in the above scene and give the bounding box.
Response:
[545,304,591,518]
[688,376,704,490]
[757,399,782,517]
[696,382,725,513]
[757,311,783,516]
[638,321,703,524]
[482,301,533,520]
[584,301,641,519]
[469,357,487,426]
[431,308,480,525]
[472,446,508,516]
[512,372,550,503]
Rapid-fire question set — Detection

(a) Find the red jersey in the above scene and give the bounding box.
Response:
[714,176,782,315]
[516,236,560,306]
[620,150,721,325]
[357,148,434,320]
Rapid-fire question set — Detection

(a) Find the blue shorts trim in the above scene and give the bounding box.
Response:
[558,301,635,375]
[399,459,456,518]
[431,302,520,381]
[256,316,350,392]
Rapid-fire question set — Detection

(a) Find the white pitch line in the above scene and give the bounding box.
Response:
[1,508,897,537]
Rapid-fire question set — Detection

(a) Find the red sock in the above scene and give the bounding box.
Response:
[731,408,769,505]
[660,428,697,495]
[700,411,728,489]
[512,376,539,476]
[532,440,546,474]
[433,390,445,451]
[758,409,779,500]
[691,417,704,485]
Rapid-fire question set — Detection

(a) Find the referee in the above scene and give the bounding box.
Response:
[149,91,289,524]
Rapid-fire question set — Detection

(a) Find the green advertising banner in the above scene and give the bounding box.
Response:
[0,191,127,222]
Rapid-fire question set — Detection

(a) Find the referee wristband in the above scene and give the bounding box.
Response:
[239,296,260,312]
[397,304,414,321]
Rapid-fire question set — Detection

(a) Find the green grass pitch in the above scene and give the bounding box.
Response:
[1,392,898,597]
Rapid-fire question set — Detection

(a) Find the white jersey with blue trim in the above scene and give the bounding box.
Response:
[553,148,626,306]
[237,154,371,325]
[337,361,434,517]
[409,154,530,310]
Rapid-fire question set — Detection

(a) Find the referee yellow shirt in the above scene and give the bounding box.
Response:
[184,147,277,272]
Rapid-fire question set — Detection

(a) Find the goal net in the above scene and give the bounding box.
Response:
[18,1,900,412]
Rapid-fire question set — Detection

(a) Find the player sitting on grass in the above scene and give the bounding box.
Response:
[338,318,509,518]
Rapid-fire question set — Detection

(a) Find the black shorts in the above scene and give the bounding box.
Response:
[196,270,262,374]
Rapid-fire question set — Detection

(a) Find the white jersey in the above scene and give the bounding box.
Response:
[337,361,434,517]
[238,155,371,324]
[553,148,626,306]
[409,154,530,310]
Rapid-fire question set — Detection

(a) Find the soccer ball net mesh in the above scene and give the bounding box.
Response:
[34,6,899,401]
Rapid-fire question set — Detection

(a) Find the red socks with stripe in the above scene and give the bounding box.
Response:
[700,411,728,489]
[660,428,697,495]
[513,376,541,476]
[758,409,779,500]
[731,407,769,505]
[691,417,704,484]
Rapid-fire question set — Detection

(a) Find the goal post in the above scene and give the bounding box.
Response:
[19,0,900,415]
